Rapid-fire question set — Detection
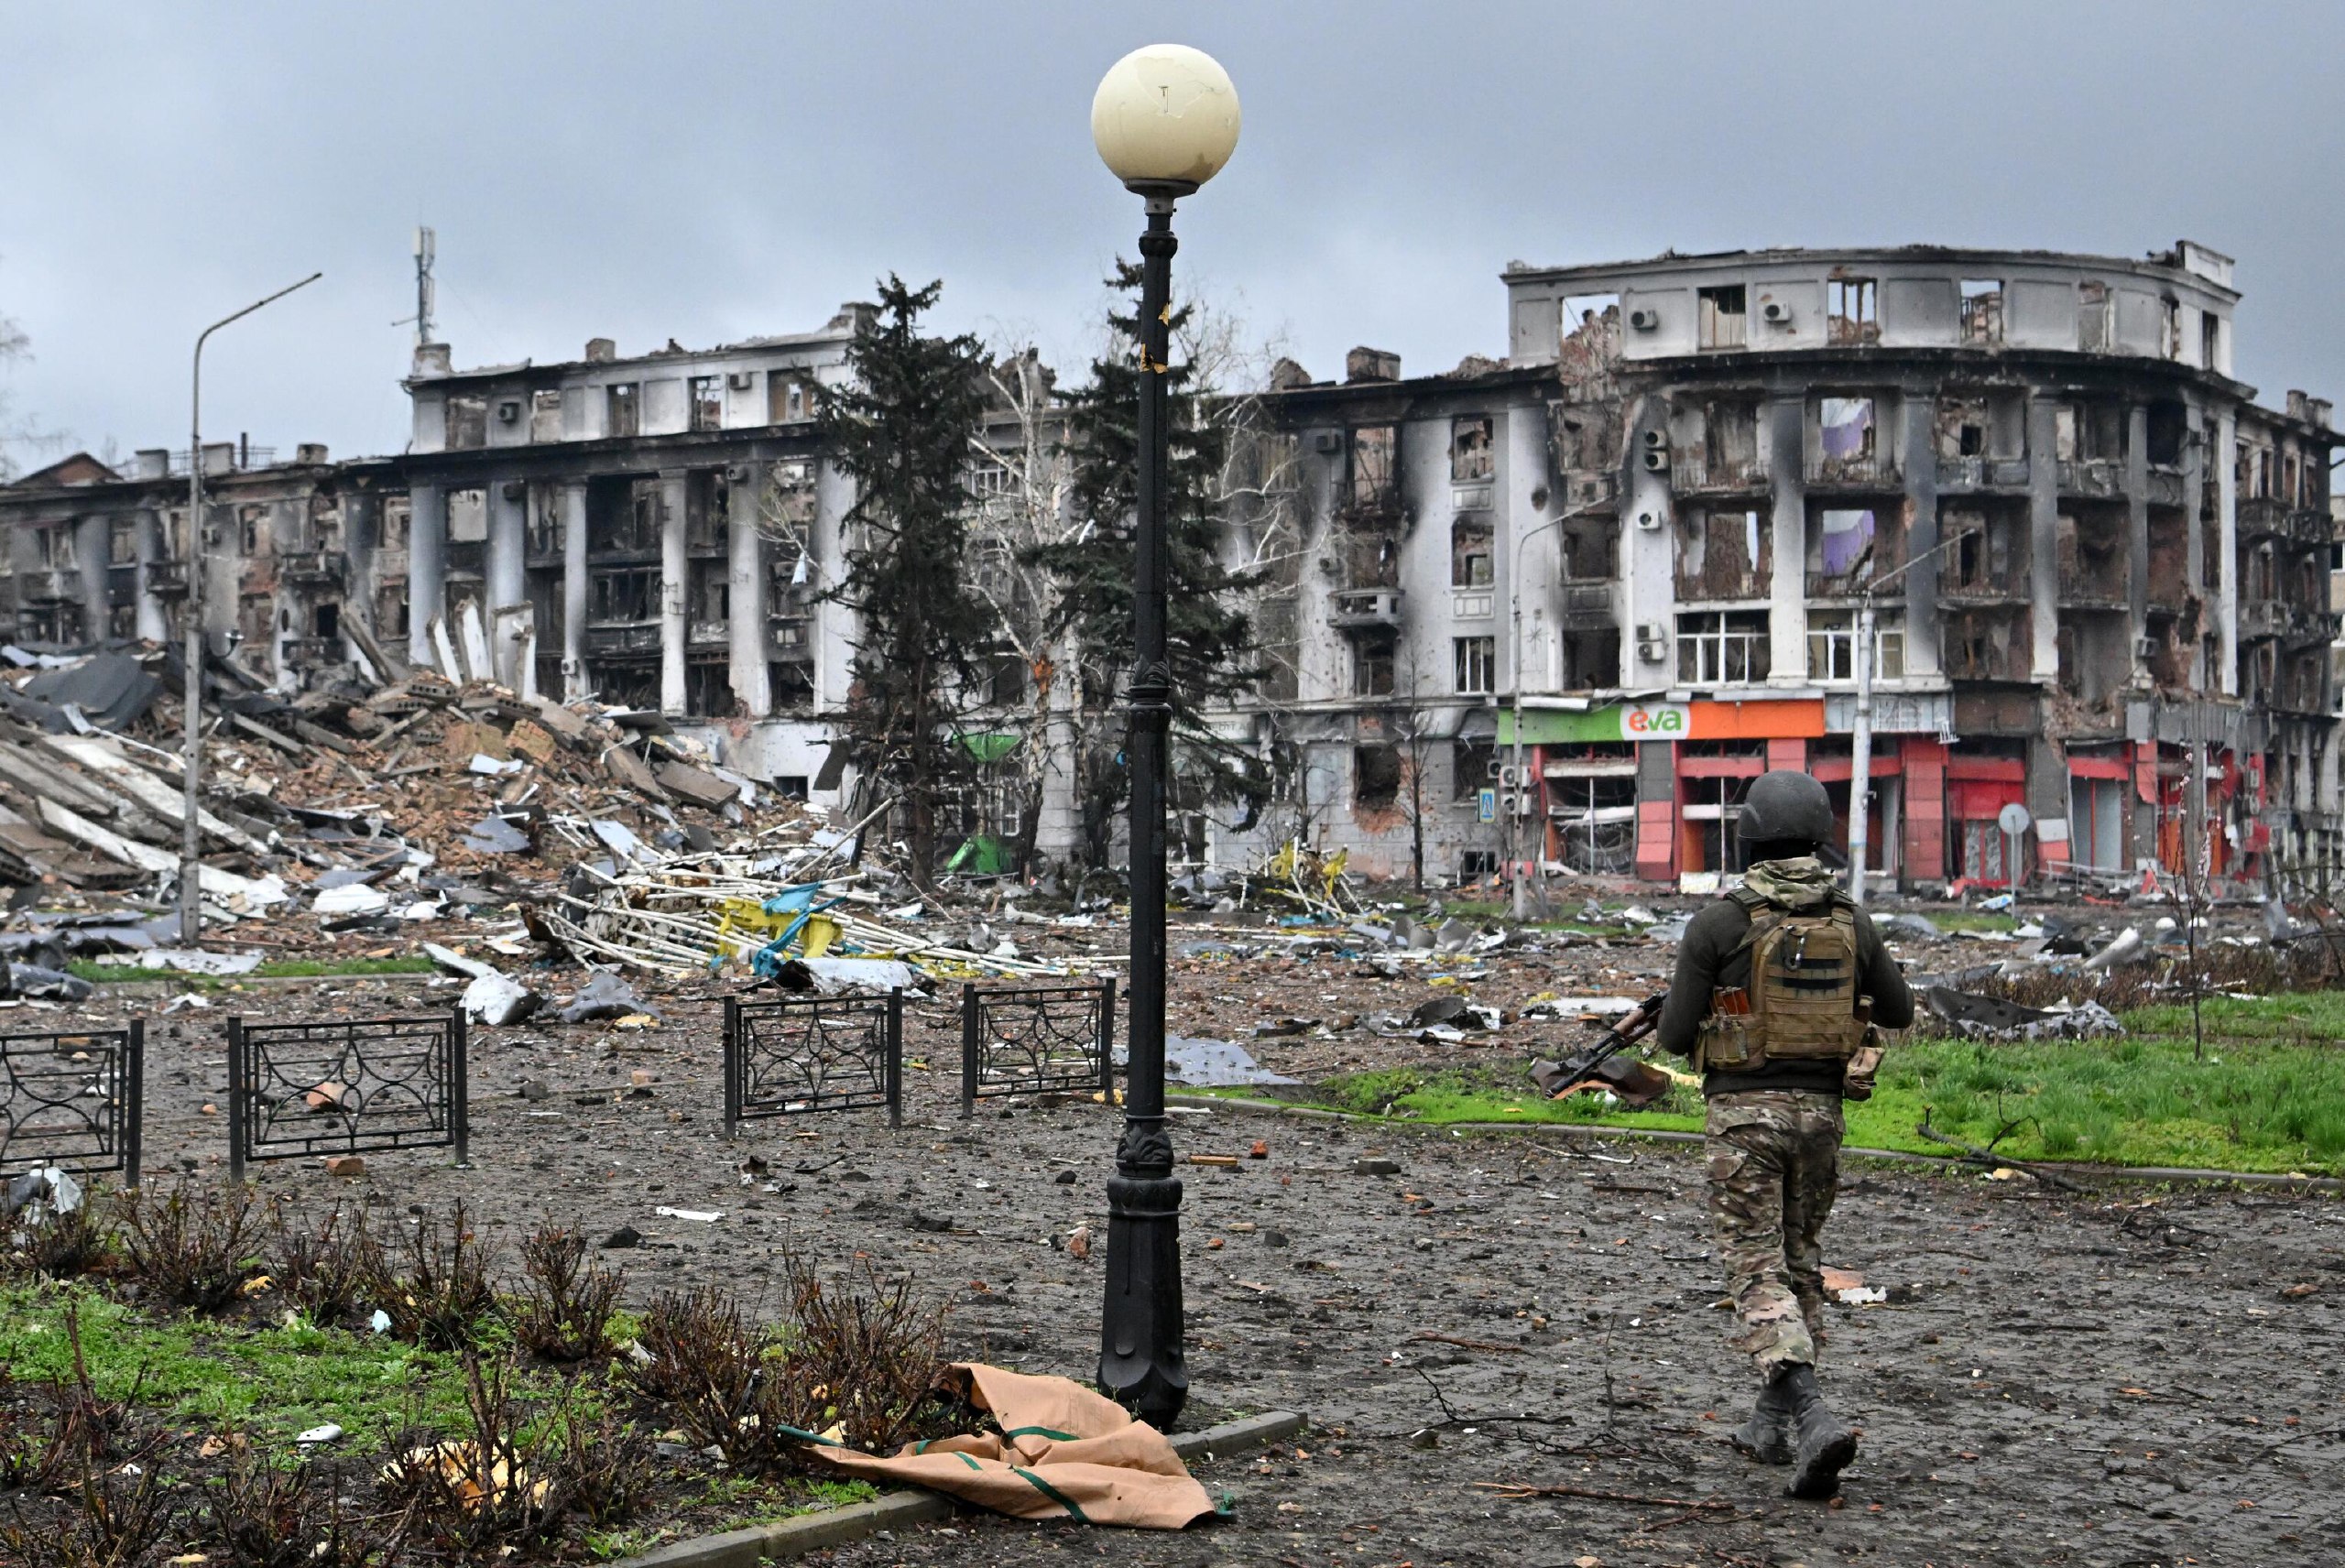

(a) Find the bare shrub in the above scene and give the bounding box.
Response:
[362,1200,498,1349]
[769,1249,951,1454]
[266,1200,375,1329]
[119,1179,261,1312]
[2,1187,117,1281]
[204,1447,383,1568]
[508,1224,623,1363]
[617,1287,769,1465]
[0,1309,180,1566]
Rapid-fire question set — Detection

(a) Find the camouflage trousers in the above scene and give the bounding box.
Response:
[1705,1089,1844,1379]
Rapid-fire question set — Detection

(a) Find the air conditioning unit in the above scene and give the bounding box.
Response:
[1637,641,1667,663]
[496,399,521,423]
[1636,622,1665,643]
[501,481,526,501]
[726,463,755,483]
[1635,510,1663,531]
[1314,430,1343,453]
[1486,757,1505,780]
[2134,635,2159,659]
[1628,307,1660,332]
[1761,300,1793,325]
[1640,428,1670,472]
[727,371,755,390]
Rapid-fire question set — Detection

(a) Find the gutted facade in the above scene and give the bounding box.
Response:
[1216,243,2340,888]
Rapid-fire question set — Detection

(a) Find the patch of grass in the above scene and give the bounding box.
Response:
[1925,910,2021,933]
[71,956,437,984]
[1250,995,2345,1175]
[0,1279,494,1439]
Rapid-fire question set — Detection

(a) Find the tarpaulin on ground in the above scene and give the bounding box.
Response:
[802,1363,1216,1530]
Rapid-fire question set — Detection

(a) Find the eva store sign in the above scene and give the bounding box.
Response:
[1618,702,1690,739]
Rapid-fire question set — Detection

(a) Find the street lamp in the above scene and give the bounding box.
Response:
[1089,42,1239,1428]
[1844,531,1961,905]
[1507,497,1605,920]
[179,273,322,945]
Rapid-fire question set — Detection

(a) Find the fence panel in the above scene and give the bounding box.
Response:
[227,1010,467,1181]
[724,989,902,1135]
[0,1024,143,1186]
[961,978,1116,1116]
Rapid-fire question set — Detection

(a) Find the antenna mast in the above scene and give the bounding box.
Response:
[411,226,437,346]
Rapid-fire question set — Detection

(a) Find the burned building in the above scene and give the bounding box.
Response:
[1217,243,2340,888]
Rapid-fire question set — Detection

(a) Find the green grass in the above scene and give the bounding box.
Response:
[1218,993,2345,1176]
[1925,910,2021,933]
[71,955,437,984]
[0,1279,508,1438]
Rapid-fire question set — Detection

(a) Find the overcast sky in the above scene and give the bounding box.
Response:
[5,2,2345,468]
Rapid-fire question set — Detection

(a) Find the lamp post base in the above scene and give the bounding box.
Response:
[1098,1136,1187,1428]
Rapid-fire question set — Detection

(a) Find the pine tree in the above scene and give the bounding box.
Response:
[820,277,992,884]
[1033,262,1268,871]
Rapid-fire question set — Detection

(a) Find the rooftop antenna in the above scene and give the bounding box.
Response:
[394,226,438,344]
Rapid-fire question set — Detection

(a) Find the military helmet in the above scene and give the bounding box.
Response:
[1737,769,1836,848]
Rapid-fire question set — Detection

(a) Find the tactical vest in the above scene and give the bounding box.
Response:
[1693,885,1869,1074]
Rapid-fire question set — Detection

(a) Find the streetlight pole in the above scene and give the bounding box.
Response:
[1089,44,1239,1429]
[1845,531,1962,906]
[1507,498,1603,920]
[179,272,322,945]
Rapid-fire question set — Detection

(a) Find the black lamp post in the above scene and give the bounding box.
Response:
[1089,43,1241,1429]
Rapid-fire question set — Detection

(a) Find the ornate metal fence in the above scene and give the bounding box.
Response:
[961,978,1116,1116]
[0,1024,143,1186]
[226,1010,467,1181]
[724,989,902,1136]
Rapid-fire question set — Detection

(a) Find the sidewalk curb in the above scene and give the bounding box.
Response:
[615,1410,1307,1566]
[1168,1093,2345,1194]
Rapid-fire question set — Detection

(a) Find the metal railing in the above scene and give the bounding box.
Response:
[960,978,1116,1117]
[226,1010,467,1181]
[0,1025,143,1185]
[723,990,902,1135]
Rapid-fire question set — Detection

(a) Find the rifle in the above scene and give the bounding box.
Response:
[1528,991,1668,1099]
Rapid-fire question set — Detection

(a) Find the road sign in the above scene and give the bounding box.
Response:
[1998,802,2032,836]
[1477,788,1498,823]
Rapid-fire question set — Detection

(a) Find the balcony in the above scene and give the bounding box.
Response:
[143,559,190,597]
[281,637,340,665]
[2239,496,2290,539]
[689,618,730,648]
[1671,453,1768,495]
[1805,452,1900,489]
[1328,588,1405,629]
[585,623,662,657]
[2290,507,2331,548]
[2239,599,2287,640]
[1556,581,1616,630]
[2056,458,2122,498]
[2144,467,2187,507]
[2056,571,2127,610]
[16,569,75,603]
[1559,471,1618,508]
[2285,608,2341,648]
[278,549,347,583]
[1936,455,2031,492]
[769,614,813,658]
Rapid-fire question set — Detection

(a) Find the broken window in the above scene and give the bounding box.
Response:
[1700,399,1763,488]
[1450,516,1493,587]
[1676,610,1770,684]
[1807,609,1905,681]
[1451,740,1495,800]
[987,655,1029,707]
[2145,402,2187,467]
[2162,298,2184,361]
[314,603,340,640]
[2056,611,2130,703]
[1559,294,1621,373]
[606,383,640,438]
[1348,425,1399,513]
[1826,277,1878,344]
[1354,745,1402,809]
[690,566,729,627]
[686,471,729,553]
[2200,312,2220,372]
[1450,416,1494,483]
[524,389,561,442]
[1675,506,1769,600]
[1697,285,1747,351]
[527,490,562,558]
[34,527,73,569]
[1816,397,1878,479]
[2078,281,2111,352]
[1344,526,1400,589]
[1560,627,1620,691]
[238,506,264,555]
[2146,507,2187,607]
[1943,606,2028,681]
[447,489,487,547]
[1352,632,1397,697]
[2056,506,2127,604]
[107,518,136,565]
[1807,506,1895,595]
[1550,403,1619,474]
[379,500,410,551]
[445,394,487,450]
[1558,513,1618,582]
[1959,279,2003,344]
[590,569,658,623]
[689,376,723,432]
[1935,394,2019,461]
[768,374,815,424]
[1453,636,1495,695]
[2054,401,2124,463]
[684,656,731,717]
[1940,502,2029,595]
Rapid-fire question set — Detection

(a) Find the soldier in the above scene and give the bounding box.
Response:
[1655,770,1913,1499]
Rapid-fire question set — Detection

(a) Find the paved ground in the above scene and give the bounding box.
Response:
[54,973,2345,1567]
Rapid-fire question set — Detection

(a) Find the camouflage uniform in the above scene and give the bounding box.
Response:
[1706,1088,1844,1377]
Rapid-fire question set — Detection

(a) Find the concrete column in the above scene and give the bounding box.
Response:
[486,479,529,687]
[1767,396,1806,681]
[408,484,445,667]
[725,468,771,716]
[2026,398,2060,682]
[2183,405,2207,664]
[2217,408,2239,694]
[132,509,169,643]
[659,471,689,713]
[1900,391,1941,676]
[2126,405,2150,648]
[560,481,588,702]
[76,515,110,635]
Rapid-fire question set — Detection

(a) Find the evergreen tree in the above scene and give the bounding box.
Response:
[1033,262,1268,871]
[820,277,991,883]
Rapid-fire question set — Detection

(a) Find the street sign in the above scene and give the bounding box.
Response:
[1997,802,2032,836]
[1477,788,1498,823]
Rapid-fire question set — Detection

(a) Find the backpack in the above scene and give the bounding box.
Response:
[1693,887,1868,1073]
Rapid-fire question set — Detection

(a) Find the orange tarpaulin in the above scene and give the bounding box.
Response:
[803,1363,1218,1530]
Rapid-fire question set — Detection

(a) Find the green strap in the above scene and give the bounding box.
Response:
[780,1424,846,1449]
[955,1451,983,1471]
[1011,1465,1091,1523]
[1002,1426,1079,1443]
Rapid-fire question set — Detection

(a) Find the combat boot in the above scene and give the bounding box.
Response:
[1777,1364,1857,1499]
[1729,1376,1794,1465]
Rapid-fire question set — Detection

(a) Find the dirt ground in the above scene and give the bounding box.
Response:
[42,946,2345,1568]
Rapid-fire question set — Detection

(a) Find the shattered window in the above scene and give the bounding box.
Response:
[1352,633,1397,697]
[1450,516,1493,587]
[689,376,723,432]
[1353,745,1402,808]
[1697,286,1747,351]
[1450,416,1494,483]
[2078,281,2110,352]
[590,569,657,623]
[1807,609,1904,681]
[1452,740,1495,800]
[1814,508,1876,588]
[606,383,640,438]
[1348,425,1399,511]
[1676,610,1770,684]
[769,374,815,424]
[2200,312,2220,371]
[1676,506,1769,601]
[1818,398,1876,464]
[1959,280,2003,344]
[1827,277,1878,344]
[35,527,74,569]
[530,389,563,441]
[445,395,487,450]
[1453,636,1495,695]
[107,518,137,565]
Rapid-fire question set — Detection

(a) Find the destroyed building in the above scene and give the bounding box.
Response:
[1218,244,2340,888]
